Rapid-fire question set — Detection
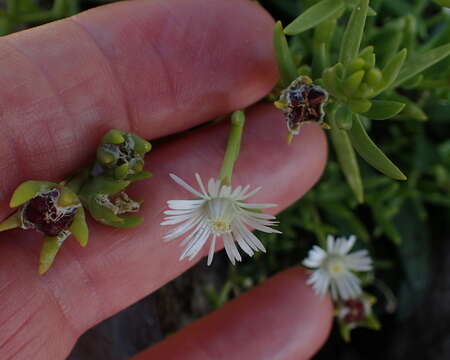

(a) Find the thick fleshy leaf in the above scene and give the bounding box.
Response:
[9,181,56,208]
[348,116,406,180]
[101,129,125,144]
[0,212,20,231]
[330,109,364,203]
[284,0,345,35]
[114,163,129,179]
[343,70,365,96]
[39,233,68,275]
[69,207,89,247]
[339,0,370,65]
[81,176,130,196]
[88,197,124,224]
[335,103,353,130]
[128,170,153,182]
[393,43,450,88]
[273,21,298,87]
[375,49,407,93]
[109,215,144,229]
[130,134,152,154]
[364,100,406,120]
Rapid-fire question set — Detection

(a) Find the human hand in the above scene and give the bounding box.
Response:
[0,0,332,359]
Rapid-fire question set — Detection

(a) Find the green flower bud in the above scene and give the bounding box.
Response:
[364,68,383,88]
[347,57,365,74]
[357,83,375,99]
[344,70,365,96]
[101,129,125,145]
[358,46,376,70]
[348,98,372,113]
[97,130,152,181]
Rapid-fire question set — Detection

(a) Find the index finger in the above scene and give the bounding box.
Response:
[0,0,277,217]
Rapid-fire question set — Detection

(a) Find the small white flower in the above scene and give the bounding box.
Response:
[161,173,281,265]
[303,235,372,300]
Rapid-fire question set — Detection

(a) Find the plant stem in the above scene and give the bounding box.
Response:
[219,111,246,185]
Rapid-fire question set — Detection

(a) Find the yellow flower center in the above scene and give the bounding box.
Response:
[324,255,345,277]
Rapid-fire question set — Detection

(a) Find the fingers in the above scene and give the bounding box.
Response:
[133,267,333,360]
[0,0,277,217]
[0,105,327,359]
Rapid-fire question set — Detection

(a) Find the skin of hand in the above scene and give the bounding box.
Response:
[0,0,333,359]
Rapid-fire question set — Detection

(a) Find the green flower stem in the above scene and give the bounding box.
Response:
[65,168,90,194]
[219,111,246,186]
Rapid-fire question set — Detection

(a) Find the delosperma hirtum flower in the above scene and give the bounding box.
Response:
[303,235,373,301]
[161,173,281,265]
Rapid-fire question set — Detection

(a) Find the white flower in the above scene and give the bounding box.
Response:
[303,235,372,300]
[161,173,281,265]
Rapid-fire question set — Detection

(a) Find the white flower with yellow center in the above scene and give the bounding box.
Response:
[161,174,280,265]
[303,235,372,300]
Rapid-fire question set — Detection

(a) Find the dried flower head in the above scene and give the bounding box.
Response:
[275,76,329,137]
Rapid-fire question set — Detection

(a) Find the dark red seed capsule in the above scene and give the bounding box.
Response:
[343,299,365,324]
[23,190,77,237]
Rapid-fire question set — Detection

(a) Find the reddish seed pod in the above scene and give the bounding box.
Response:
[343,299,365,324]
[22,189,77,237]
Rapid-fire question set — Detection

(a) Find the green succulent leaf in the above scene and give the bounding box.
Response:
[130,134,152,155]
[393,43,450,88]
[10,181,56,208]
[81,176,130,196]
[0,212,20,232]
[376,48,407,93]
[39,233,68,275]
[69,207,89,247]
[335,103,353,130]
[339,0,370,66]
[344,69,365,96]
[348,115,407,180]
[273,21,298,87]
[330,109,364,203]
[364,100,406,120]
[128,170,153,182]
[88,197,124,224]
[101,129,125,144]
[108,215,144,229]
[284,0,345,35]
[348,98,372,113]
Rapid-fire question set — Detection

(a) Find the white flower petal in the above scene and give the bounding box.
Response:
[169,174,205,198]
[195,173,209,198]
[163,214,203,241]
[239,186,262,200]
[207,235,217,266]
